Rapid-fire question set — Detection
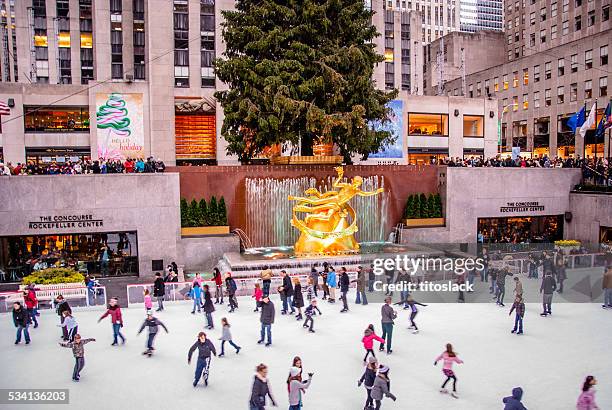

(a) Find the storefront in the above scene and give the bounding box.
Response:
[25,147,91,166]
[478,215,563,243]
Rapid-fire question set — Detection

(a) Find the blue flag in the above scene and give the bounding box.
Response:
[566,106,586,132]
[595,102,611,138]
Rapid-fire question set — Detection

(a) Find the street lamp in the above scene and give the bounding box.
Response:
[498,104,515,155]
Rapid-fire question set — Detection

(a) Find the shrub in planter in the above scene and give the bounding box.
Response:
[198,198,209,226]
[218,197,228,226]
[22,268,85,285]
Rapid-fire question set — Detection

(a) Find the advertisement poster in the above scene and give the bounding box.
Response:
[369,99,404,159]
[96,93,144,160]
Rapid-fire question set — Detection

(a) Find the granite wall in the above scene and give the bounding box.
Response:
[179,235,240,272]
[567,193,612,243]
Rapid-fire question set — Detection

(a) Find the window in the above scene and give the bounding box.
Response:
[512,96,518,111]
[485,79,490,95]
[545,89,551,106]
[469,84,474,98]
[408,113,449,136]
[600,77,608,96]
[575,0,582,6]
[494,77,499,92]
[534,91,540,108]
[523,94,529,110]
[545,61,552,79]
[575,15,581,31]
[570,83,577,101]
[557,86,564,104]
[513,71,519,87]
[523,69,529,85]
[463,115,484,137]
[604,6,610,21]
[562,20,569,35]
[530,12,536,25]
[551,25,557,39]
[540,7,547,21]
[534,65,540,82]
[570,54,578,72]
[601,45,608,65]
[476,82,482,97]
[584,80,592,99]
[24,107,89,132]
[563,0,569,13]
[588,10,595,26]
[530,33,536,47]
[540,29,546,43]
[558,58,565,76]
[585,50,592,69]
[503,74,509,90]
[551,2,557,17]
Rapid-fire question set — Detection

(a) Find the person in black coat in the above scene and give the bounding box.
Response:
[13,302,31,344]
[202,285,215,329]
[153,272,165,312]
[225,273,238,312]
[187,332,217,387]
[257,297,275,346]
[540,272,557,316]
[55,295,71,341]
[250,363,277,409]
[292,277,304,320]
[280,270,295,315]
[339,267,351,313]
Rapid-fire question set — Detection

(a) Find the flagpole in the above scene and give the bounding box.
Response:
[581,102,587,161]
[594,100,598,159]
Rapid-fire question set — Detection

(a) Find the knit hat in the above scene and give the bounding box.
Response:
[378,365,389,374]
[367,356,378,364]
[289,366,301,377]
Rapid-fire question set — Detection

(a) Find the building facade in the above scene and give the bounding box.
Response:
[459,0,504,32]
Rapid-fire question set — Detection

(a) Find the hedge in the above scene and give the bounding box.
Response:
[403,193,443,219]
[22,268,85,285]
[180,196,228,227]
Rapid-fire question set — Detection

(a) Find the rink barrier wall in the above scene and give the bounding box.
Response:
[0,285,107,313]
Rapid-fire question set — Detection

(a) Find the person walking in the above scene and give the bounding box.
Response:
[257,296,275,346]
[354,266,368,305]
[371,365,397,409]
[362,324,385,363]
[502,387,528,410]
[98,297,125,346]
[59,334,95,381]
[188,331,217,387]
[434,343,464,398]
[249,363,277,410]
[303,299,322,333]
[55,295,72,341]
[202,284,215,329]
[509,296,526,335]
[339,267,350,312]
[327,267,337,303]
[218,317,241,357]
[226,272,238,313]
[57,310,78,342]
[293,277,305,321]
[576,375,600,410]
[260,265,273,296]
[358,356,378,409]
[153,272,165,312]
[12,302,31,345]
[190,281,202,314]
[288,366,313,410]
[23,285,39,328]
[603,266,612,309]
[513,276,523,299]
[280,270,295,315]
[253,283,264,312]
[379,297,397,354]
[540,272,557,316]
[213,267,224,304]
[137,312,168,356]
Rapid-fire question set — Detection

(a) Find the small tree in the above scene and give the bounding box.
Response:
[427,194,437,218]
[198,198,209,226]
[218,196,228,225]
[433,193,443,218]
[180,198,189,227]
[188,199,199,227]
[419,193,429,218]
[208,196,219,226]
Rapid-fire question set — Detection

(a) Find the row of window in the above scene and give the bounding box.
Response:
[407,113,485,137]
[509,0,603,14]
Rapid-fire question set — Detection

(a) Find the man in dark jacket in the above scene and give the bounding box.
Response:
[502,387,528,410]
[55,295,71,341]
[495,268,513,307]
[257,296,275,346]
[13,302,31,344]
[339,267,351,312]
[540,272,557,316]
[380,296,397,354]
[188,332,217,387]
[153,272,165,312]
[280,270,295,315]
[225,273,238,312]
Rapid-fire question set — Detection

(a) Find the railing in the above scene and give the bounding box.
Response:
[0,285,107,313]
[574,165,612,193]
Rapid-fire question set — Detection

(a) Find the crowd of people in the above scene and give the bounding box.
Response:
[10,254,611,410]
[438,154,609,171]
[0,157,165,176]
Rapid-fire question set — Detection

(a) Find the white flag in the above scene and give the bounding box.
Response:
[579,106,596,138]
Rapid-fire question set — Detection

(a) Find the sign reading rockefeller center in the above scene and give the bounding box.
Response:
[499,201,545,213]
[28,214,104,230]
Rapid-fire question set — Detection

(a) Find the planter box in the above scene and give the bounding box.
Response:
[181,226,230,236]
[270,155,343,165]
[404,218,445,228]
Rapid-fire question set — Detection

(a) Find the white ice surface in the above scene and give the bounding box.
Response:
[0,291,610,410]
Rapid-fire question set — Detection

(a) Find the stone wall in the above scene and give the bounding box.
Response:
[567,193,612,243]
[179,235,240,273]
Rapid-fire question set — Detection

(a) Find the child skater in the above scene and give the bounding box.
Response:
[362,324,385,363]
[137,312,168,356]
[202,284,215,329]
[509,295,525,335]
[371,365,397,409]
[358,356,379,409]
[190,281,202,314]
[59,334,95,382]
[303,299,322,333]
[292,277,304,321]
[218,317,241,357]
[58,310,78,342]
[406,296,427,334]
[306,276,315,301]
[434,343,464,398]
[98,297,125,346]
[253,283,263,312]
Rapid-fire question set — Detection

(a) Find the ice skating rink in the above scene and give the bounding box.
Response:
[0,296,610,410]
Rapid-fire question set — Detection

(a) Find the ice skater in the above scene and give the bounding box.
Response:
[434,343,464,398]
[98,297,125,346]
[280,270,295,315]
[576,375,599,410]
[303,299,322,333]
[288,366,313,410]
[327,266,337,303]
[153,272,165,311]
[137,312,168,356]
[257,296,275,346]
[358,356,378,409]
[509,295,525,335]
[57,310,78,342]
[55,295,72,341]
[249,363,277,409]
[144,288,153,312]
[293,277,305,320]
[371,365,397,409]
[225,272,238,312]
[190,281,202,314]
[540,271,556,316]
[502,387,528,410]
[362,324,385,363]
[495,268,513,307]
[380,297,397,353]
[396,296,427,333]
[188,331,217,387]
[339,267,350,312]
[59,334,95,381]
[12,302,31,345]
[213,267,224,304]
[202,284,215,329]
[218,317,241,357]
[23,285,39,328]
[253,282,263,312]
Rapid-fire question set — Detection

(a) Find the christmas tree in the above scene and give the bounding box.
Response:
[214,0,398,163]
[198,199,209,226]
[218,197,228,225]
[208,196,219,226]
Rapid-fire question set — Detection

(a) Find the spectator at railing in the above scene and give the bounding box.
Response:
[1,157,165,176]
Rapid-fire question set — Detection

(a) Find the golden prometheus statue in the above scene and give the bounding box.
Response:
[288,166,384,256]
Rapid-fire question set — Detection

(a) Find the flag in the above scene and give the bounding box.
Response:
[0,101,10,115]
[579,105,596,138]
[566,106,586,132]
[595,102,612,138]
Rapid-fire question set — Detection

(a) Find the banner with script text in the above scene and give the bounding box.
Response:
[96,93,144,160]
